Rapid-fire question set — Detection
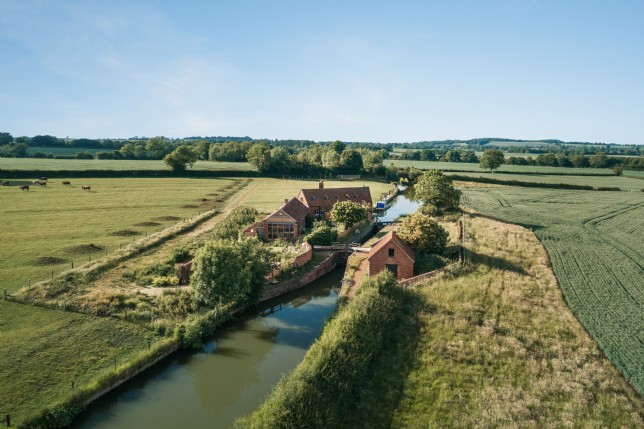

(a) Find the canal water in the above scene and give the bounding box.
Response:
[376,186,421,223]
[71,269,343,429]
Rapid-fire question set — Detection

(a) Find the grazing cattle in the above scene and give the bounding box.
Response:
[32,180,40,185]
[39,177,48,182]
[62,181,71,186]
[82,185,91,191]
[19,185,29,191]
[1,181,9,186]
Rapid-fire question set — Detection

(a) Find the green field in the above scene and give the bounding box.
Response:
[0,157,255,171]
[0,177,240,292]
[0,300,160,425]
[384,159,617,175]
[26,146,106,156]
[451,171,644,191]
[461,187,644,395]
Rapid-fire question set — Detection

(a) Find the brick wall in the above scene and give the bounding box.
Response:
[368,244,414,280]
[260,252,339,302]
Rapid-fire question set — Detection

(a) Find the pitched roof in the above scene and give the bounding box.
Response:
[282,197,309,221]
[264,197,309,223]
[367,231,415,262]
[297,186,372,208]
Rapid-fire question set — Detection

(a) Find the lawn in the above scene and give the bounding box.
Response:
[450,171,644,191]
[0,177,241,292]
[0,157,255,171]
[0,300,160,425]
[461,187,644,396]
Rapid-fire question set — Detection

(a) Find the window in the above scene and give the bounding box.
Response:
[266,222,295,240]
[323,194,328,200]
[311,195,316,201]
[388,248,395,257]
[353,193,358,198]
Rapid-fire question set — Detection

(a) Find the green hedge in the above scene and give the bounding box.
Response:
[237,271,421,429]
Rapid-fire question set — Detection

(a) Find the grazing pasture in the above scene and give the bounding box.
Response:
[0,177,239,293]
[461,187,644,395]
[0,157,255,171]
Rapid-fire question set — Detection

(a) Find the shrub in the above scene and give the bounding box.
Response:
[304,222,339,245]
[151,275,179,287]
[144,263,174,277]
[170,247,191,263]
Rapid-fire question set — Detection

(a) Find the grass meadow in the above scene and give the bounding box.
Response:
[391,215,643,427]
[461,187,644,396]
[26,146,106,156]
[0,177,240,293]
[0,157,255,171]
[0,301,156,424]
[451,171,644,191]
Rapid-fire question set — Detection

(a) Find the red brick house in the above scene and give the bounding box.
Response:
[366,231,415,280]
[295,180,373,218]
[245,197,309,241]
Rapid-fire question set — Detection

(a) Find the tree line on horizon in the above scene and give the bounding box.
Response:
[0,132,642,171]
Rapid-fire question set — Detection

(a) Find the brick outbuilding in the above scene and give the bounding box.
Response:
[366,231,415,280]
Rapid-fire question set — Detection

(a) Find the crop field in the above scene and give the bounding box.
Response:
[0,177,241,292]
[461,187,644,395]
[384,159,616,175]
[0,157,255,171]
[451,171,644,191]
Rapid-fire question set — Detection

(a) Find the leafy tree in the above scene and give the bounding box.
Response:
[247,143,272,172]
[146,136,169,159]
[612,164,624,176]
[30,135,59,147]
[330,201,368,228]
[571,154,589,168]
[415,170,461,212]
[191,238,273,309]
[322,149,341,171]
[479,149,505,171]
[0,142,28,157]
[420,149,436,161]
[0,132,14,145]
[304,221,339,245]
[270,146,290,172]
[590,152,608,168]
[442,150,461,162]
[133,144,147,159]
[361,150,385,174]
[329,140,346,153]
[339,148,363,173]
[163,145,198,173]
[193,140,211,160]
[397,213,448,254]
[119,143,137,159]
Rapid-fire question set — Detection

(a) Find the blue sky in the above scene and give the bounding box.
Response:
[1,0,642,144]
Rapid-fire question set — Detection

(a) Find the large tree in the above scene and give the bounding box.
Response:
[330,201,368,228]
[146,136,169,159]
[246,143,272,173]
[0,132,14,145]
[479,149,505,172]
[191,239,273,309]
[415,170,461,212]
[163,145,198,173]
[397,213,448,254]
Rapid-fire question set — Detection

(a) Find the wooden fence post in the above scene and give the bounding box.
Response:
[3,288,7,300]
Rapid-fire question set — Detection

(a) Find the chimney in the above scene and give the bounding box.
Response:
[284,198,289,203]
[318,180,324,189]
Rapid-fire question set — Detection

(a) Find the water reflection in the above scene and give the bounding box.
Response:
[71,270,342,429]
[377,186,422,222]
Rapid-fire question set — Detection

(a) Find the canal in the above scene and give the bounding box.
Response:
[376,186,421,223]
[72,269,343,429]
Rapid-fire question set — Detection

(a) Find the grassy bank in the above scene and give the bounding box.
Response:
[0,300,167,426]
[391,214,643,427]
[237,272,423,428]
